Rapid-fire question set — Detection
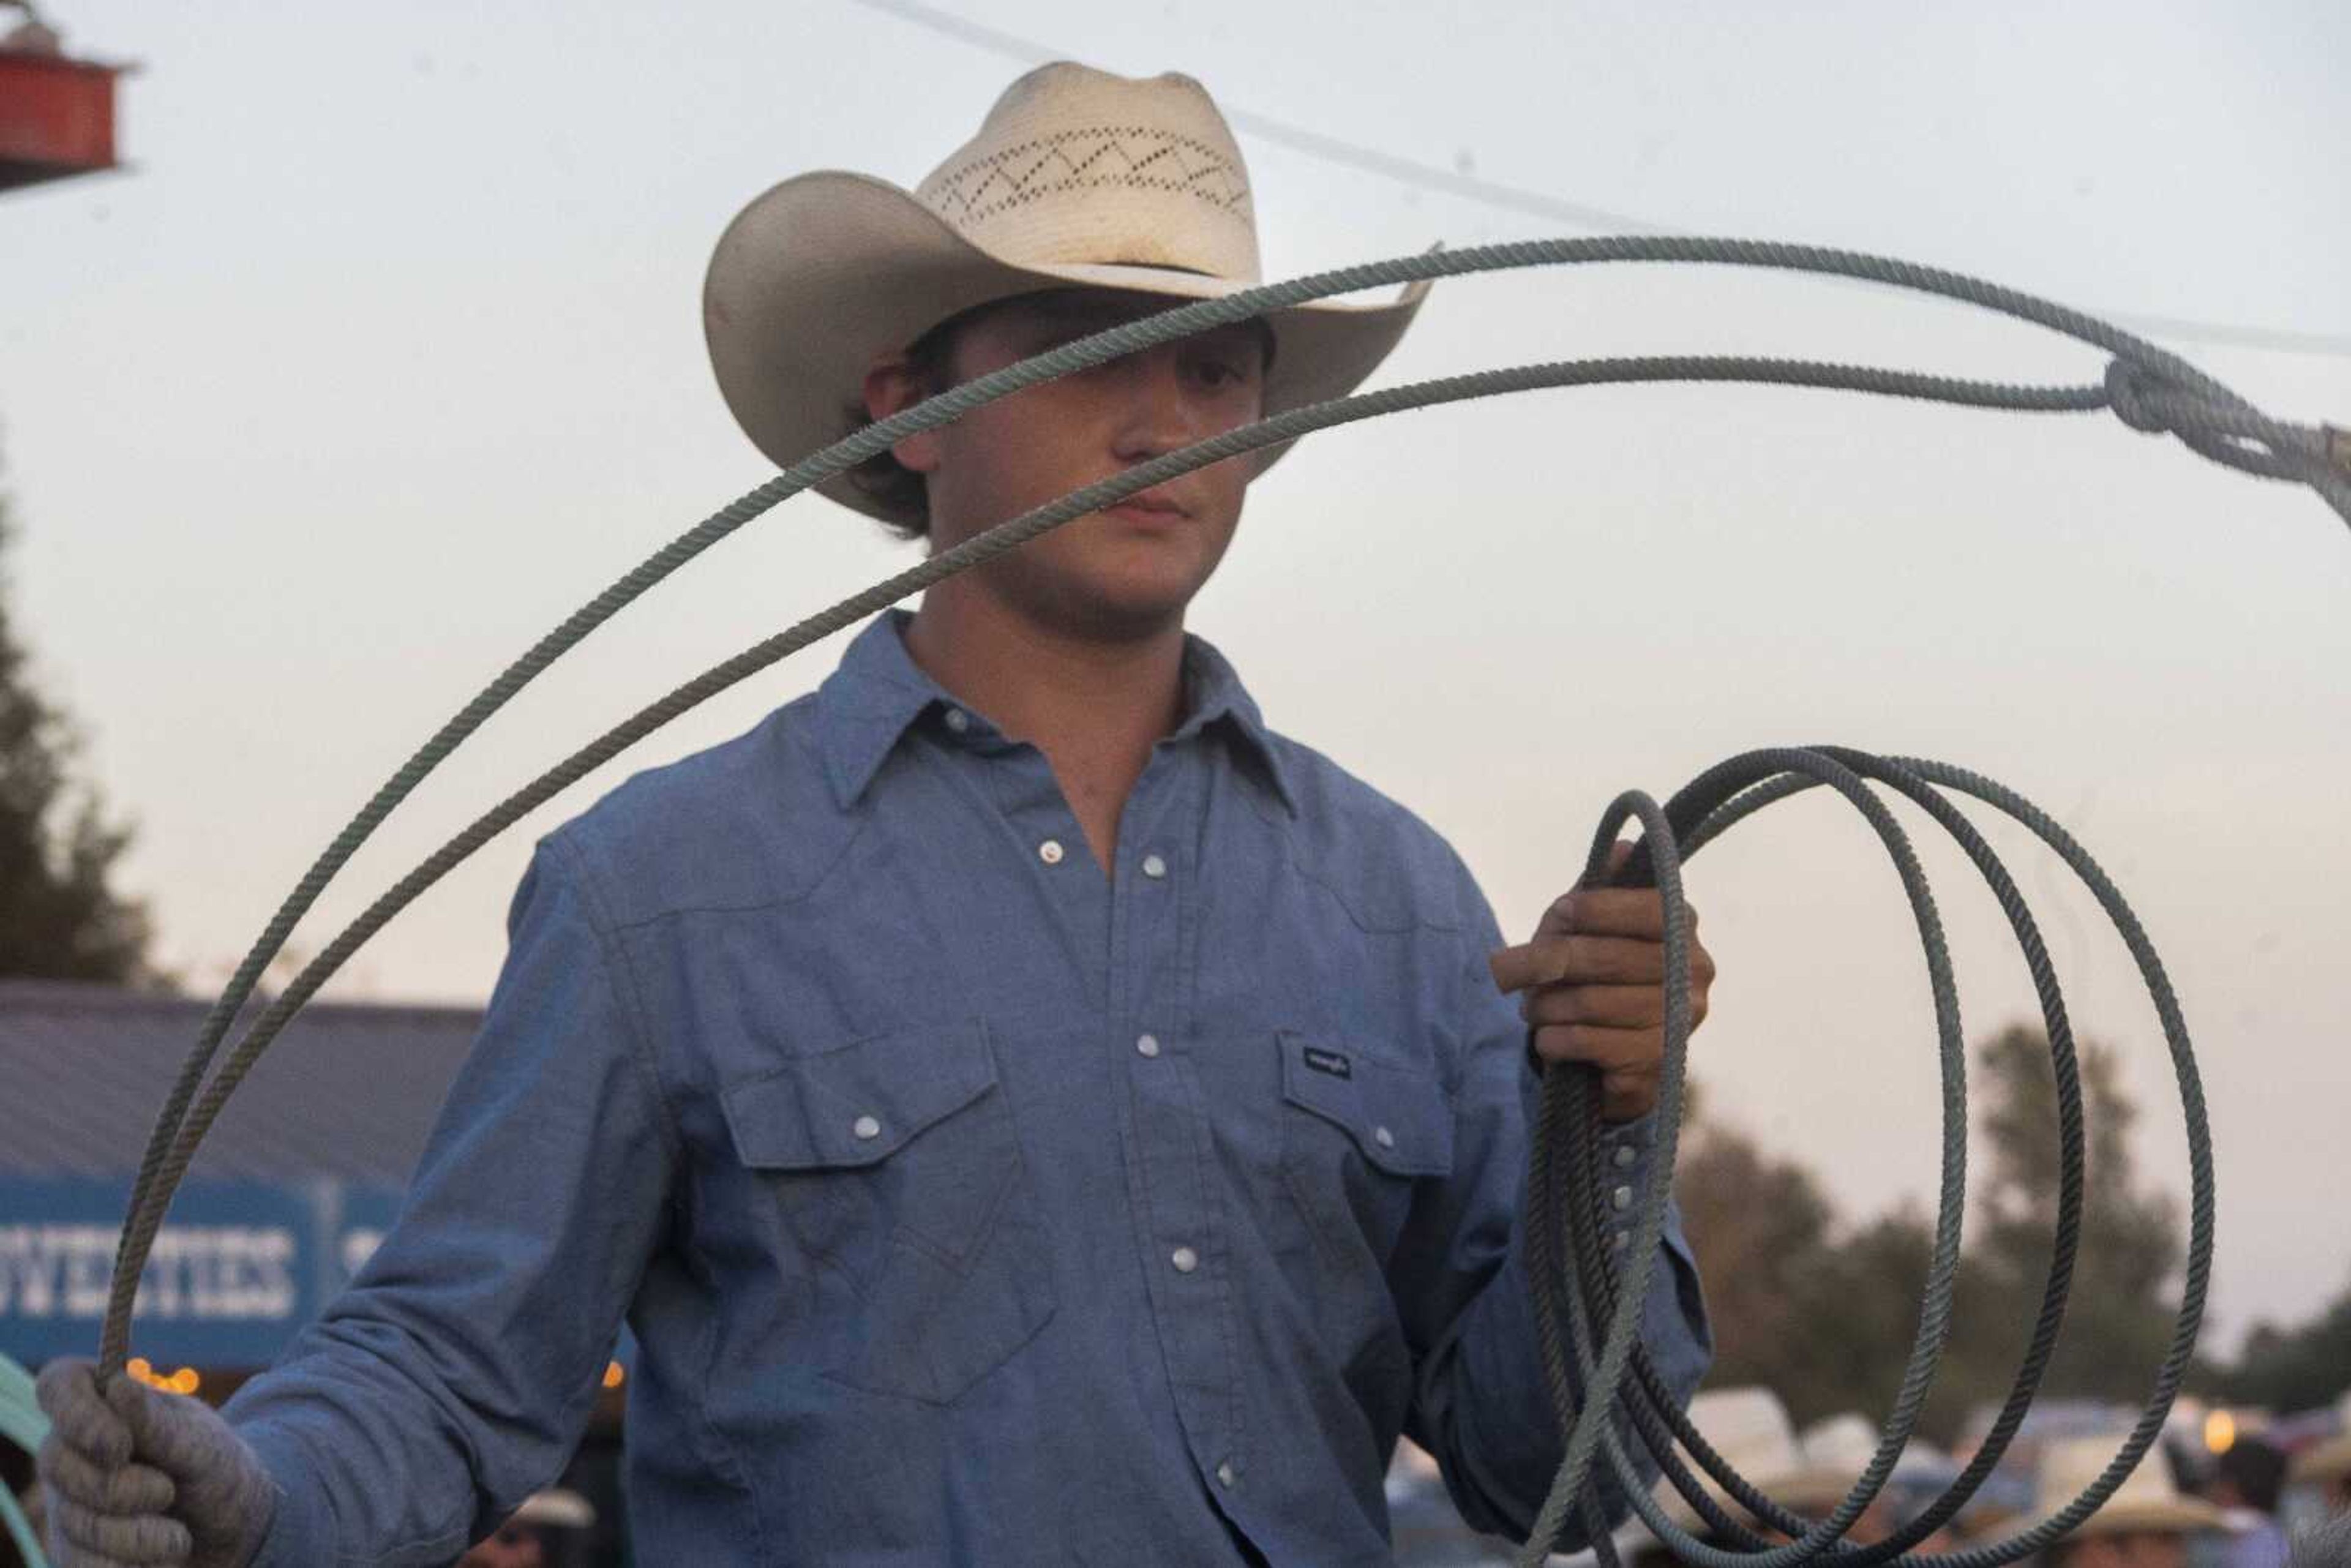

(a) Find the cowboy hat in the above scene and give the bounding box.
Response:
[2031,1435,2222,1539]
[1653,1387,1821,1533]
[509,1488,596,1530]
[702,60,1431,527]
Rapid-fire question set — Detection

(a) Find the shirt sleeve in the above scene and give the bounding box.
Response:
[221,833,680,1567]
[1394,876,1714,1553]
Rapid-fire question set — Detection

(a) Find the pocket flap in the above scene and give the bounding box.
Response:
[1278,1032,1454,1177]
[721,1019,997,1170]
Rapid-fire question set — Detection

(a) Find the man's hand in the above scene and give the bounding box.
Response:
[1486,843,1716,1122]
[36,1357,276,1568]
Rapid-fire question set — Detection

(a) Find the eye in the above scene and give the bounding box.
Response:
[1186,353,1248,389]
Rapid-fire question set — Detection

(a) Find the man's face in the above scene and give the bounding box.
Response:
[2064,1528,2189,1568]
[882,288,1269,641]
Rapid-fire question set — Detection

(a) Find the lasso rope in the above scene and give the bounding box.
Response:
[96,238,2347,1563]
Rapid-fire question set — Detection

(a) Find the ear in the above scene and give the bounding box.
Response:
[861,353,943,475]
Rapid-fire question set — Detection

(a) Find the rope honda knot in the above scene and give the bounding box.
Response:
[2102,358,2173,433]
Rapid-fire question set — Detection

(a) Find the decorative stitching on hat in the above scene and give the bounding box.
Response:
[925,127,1249,228]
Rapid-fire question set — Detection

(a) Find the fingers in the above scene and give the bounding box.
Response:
[1554,886,1692,941]
[1529,1024,1663,1120]
[39,1433,176,1515]
[1531,1023,1661,1074]
[1502,884,1698,969]
[1526,985,1661,1029]
[42,1544,151,1568]
[1524,978,1712,1030]
[37,1359,132,1471]
[47,1488,193,1565]
[1529,1024,1665,1122]
[1491,934,1662,992]
[1491,930,1717,995]
[104,1378,215,1483]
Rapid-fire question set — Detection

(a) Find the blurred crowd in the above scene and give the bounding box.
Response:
[8,1360,2349,1566]
[1388,1386,2351,1568]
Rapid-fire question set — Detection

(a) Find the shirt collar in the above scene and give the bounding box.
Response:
[816,609,1297,816]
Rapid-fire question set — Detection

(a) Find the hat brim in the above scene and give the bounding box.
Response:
[2043,1498,2224,1539]
[703,170,1431,527]
[509,1488,596,1529]
[1659,1468,1882,1534]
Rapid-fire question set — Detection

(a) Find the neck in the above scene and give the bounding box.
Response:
[902,582,1188,778]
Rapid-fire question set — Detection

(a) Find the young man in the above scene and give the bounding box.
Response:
[37,62,1712,1566]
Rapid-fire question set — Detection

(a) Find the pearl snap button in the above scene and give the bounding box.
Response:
[1216,1460,1236,1488]
[1038,839,1065,865]
[1613,1143,1638,1169]
[1612,1184,1634,1211]
[1141,853,1167,879]
[1373,1125,1395,1149]
[852,1116,881,1141]
[1136,1034,1161,1057]
[943,708,969,733]
[1171,1246,1199,1273]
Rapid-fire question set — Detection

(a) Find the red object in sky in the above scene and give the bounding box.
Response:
[1,40,130,192]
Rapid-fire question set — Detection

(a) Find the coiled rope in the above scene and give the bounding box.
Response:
[96,238,2347,1562]
[1520,751,2202,1568]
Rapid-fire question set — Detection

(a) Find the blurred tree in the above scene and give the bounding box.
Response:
[0,448,156,981]
[1963,1023,2183,1409]
[1673,1106,1951,1432]
[1671,1021,2189,1443]
[2205,1276,2351,1415]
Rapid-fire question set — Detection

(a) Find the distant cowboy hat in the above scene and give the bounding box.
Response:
[509,1488,596,1530]
[1654,1387,1810,1534]
[702,60,1432,527]
[2031,1435,2222,1540]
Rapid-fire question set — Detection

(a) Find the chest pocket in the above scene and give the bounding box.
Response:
[721,1019,1057,1405]
[1276,1030,1457,1272]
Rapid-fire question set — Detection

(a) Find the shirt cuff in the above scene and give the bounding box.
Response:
[235,1424,331,1568]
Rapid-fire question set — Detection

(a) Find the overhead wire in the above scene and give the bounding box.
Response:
[849,0,2351,362]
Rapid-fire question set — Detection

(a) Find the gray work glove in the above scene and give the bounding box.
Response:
[36,1359,276,1568]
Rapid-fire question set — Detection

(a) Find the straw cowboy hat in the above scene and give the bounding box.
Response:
[509,1488,596,1530]
[1651,1387,1873,1533]
[2031,1435,2221,1539]
[702,60,1432,527]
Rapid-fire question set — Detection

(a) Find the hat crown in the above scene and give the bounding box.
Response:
[913,61,1261,282]
[2036,1437,2168,1510]
[2032,1435,2219,1537]
[1655,1387,1805,1526]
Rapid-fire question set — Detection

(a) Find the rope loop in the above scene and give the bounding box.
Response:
[2102,359,2170,433]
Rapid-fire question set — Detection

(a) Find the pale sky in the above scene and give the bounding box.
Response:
[7,2,2347,1357]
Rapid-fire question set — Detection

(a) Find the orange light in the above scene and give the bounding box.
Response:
[171,1368,201,1396]
[126,1357,152,1379]
[2205,1409,2237,1454]
[602,1360,625,1390]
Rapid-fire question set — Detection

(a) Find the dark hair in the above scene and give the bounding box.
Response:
[839,307,977,544]
[2216,1438,2288,1515]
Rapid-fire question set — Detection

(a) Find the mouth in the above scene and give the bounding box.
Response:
[1103,487,1190,523]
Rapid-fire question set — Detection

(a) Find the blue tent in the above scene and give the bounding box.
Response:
[0,981,481,1370]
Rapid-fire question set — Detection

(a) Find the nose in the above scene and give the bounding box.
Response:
[1108,347,1205,463]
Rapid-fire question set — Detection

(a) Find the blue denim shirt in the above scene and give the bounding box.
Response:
[224,608,1710,1567]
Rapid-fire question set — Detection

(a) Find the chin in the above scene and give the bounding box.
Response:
[1037,574,1198,640]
